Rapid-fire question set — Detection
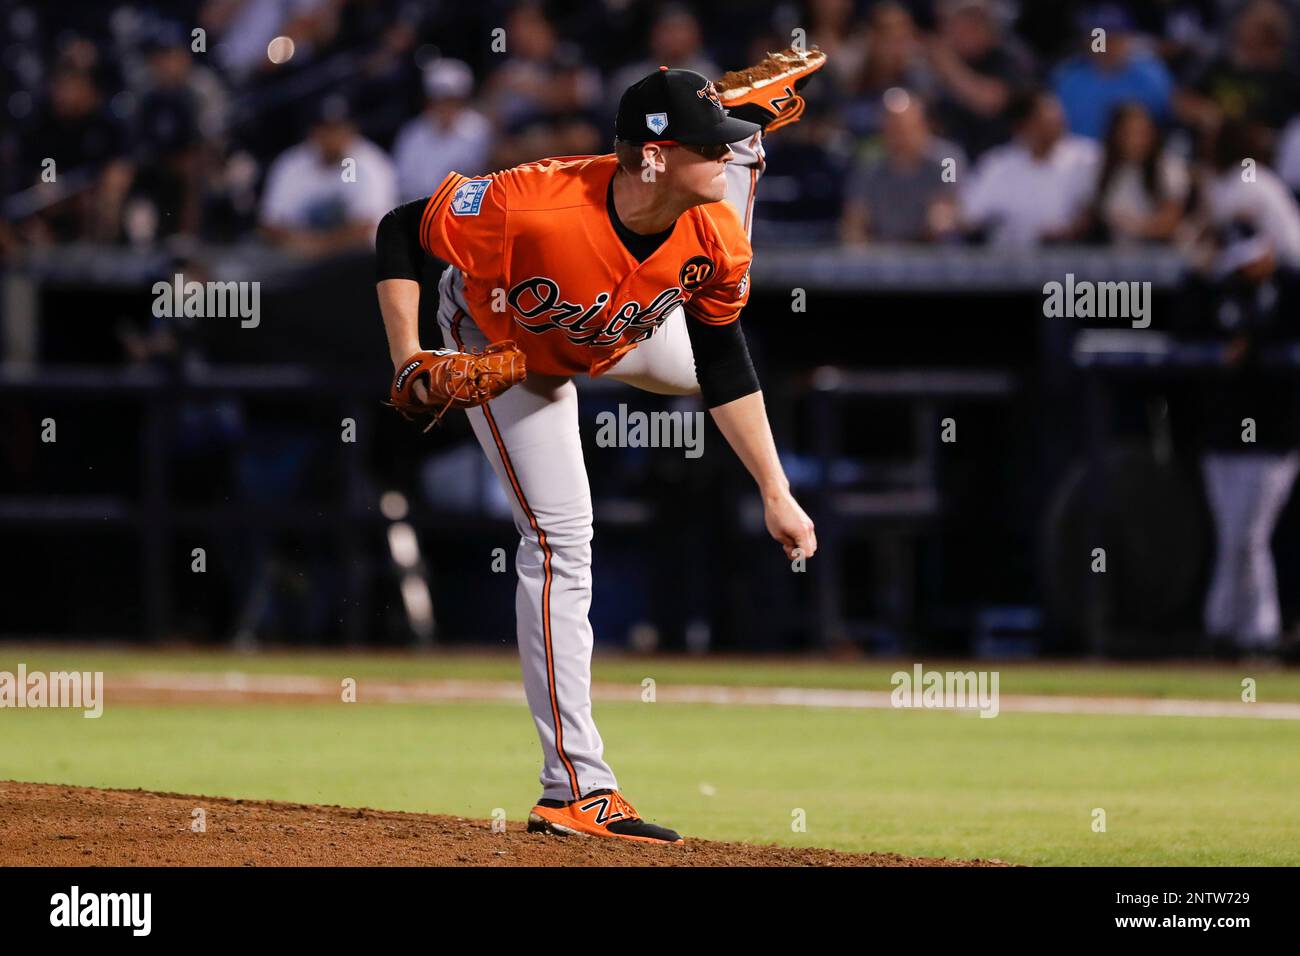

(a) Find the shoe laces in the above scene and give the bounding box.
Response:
[610,790,640,821]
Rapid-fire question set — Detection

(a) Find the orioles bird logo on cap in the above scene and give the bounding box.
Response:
[696,80,724,113]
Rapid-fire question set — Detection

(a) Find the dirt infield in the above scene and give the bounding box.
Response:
[0,781,1006,867]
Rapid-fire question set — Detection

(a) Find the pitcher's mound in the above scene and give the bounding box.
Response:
[0,781,1007,867]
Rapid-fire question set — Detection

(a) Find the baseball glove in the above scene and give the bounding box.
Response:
[715,47,827,133]
[388,340,526,430]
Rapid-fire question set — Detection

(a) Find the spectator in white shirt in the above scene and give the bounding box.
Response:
[392,59,491,204]
[961,89,1099,245]
[1206,122,1300,271]
[259,96,397,258]
[1087,102,1190,245]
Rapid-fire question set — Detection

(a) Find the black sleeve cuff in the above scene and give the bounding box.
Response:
[375,198,429,283]
[684,317,760,408]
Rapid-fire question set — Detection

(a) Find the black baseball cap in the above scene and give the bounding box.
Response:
[615,66,760,146]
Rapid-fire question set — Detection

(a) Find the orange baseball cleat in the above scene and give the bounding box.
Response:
[714,47,827,133]
[528,788,684,844]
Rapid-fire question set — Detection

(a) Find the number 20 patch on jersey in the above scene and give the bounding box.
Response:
[450,179,492,216]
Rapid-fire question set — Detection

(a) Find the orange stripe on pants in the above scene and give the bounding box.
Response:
[454,310,582,801]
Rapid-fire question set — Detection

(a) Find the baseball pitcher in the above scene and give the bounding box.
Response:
[376,49,825,844]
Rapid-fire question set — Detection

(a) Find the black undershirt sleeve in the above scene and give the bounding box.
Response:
[375,197,431,283]
[684,316,761,408]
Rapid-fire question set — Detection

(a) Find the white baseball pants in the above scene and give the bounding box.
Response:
[436,136,764,801]
[1201,451,1300,648]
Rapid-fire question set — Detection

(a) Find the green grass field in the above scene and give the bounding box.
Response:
[2,645,1298,865]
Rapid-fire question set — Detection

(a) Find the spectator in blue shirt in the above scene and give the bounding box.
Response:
[1052,5,1174,140]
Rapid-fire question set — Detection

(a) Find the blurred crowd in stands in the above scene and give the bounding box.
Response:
[2,0,1300,264]
[10,0,1300,653]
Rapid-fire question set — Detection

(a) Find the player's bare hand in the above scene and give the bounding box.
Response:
[764,490,816,561]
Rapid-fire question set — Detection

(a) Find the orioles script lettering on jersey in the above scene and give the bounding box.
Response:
[419,154,753,377]
[507,276,687,347]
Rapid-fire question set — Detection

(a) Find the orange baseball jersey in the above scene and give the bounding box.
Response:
[418,154,753,377]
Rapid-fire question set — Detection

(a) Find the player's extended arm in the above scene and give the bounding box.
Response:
[376,199,432,399]
[684,318,816,560]
[709,390,817,561]
[378,279,423,360]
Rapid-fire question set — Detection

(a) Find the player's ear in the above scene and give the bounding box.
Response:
[641,144,668,177]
